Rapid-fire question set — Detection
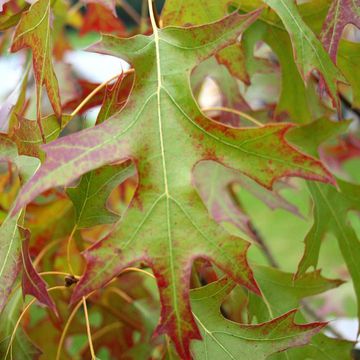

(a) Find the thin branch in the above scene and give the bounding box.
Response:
[83,297,96,360]
[118,266,155,279]
[40,271,78,278]
[340,93,360,119]
[118,0,141,24]
[108,287,133,303]
[56,298,84,360]
[202,106,264,127]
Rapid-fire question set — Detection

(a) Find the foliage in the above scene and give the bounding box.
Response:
[0,0,359,359]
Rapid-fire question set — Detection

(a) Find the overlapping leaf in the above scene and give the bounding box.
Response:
[248,266,353,360]
[20,229,57,314]
[297,180,360,325]
[321,0,360,63]
[0,137,40,313]
[67,161,135,229]
[190,278,326,359]
[193,160,300,241]
[263,0,345,109]
[10,0,61,120]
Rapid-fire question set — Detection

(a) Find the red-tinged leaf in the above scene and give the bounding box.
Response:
[11,10,336,358]
[11,114,69,158]
[321,0,360,63]
[162,0,251,85]
[10,0,62,120]
[82,0,116,14]
[190,278,326,359]
[215,43,250,85]
[96,72,134,124]
[62,79,106,114]
[62,72,133,115]
[80,2,125,36]
[20,228,57,314]
[0,137,40,313]
[193,160,301,241]
[321,134,360,170]
[0,0,9,11]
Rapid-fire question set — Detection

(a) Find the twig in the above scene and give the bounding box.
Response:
[118,0,141,24]
[56,298,85,360]
[83,297,96,360]
[202,106,264,127]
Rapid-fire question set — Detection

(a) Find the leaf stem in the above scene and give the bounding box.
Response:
[148,0,157,30]
[119,266,155,279]
[202,106,264,127]
[40,271,80,278]
[70,69,134,118]
[66,224,78,275]
[83,297,96,360]
[108,287,133,303]
[56,298,84,360]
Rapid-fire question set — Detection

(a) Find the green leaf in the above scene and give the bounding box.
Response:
[162,0,251,85]
[263,0,345,108]
[286,117,351,158]
[248,266,353,360]
[0,214,23,313]
[264,26,313,123]
[252,265,344,318]
[0,288,41,359]
[12,9,335,358]
[190,278,326,359]
[338,40,360,107]
[297,180,360,325]
[193,160,301,241]
[0,137,40,313]
[67,161,135,229]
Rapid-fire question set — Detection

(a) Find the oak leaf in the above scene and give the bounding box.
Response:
[12,9,334,358]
